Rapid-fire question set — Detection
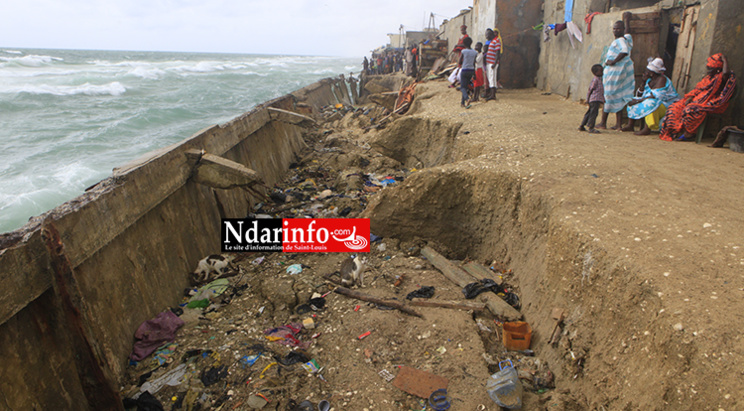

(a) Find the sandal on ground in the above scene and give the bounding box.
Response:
[588,129,600,134]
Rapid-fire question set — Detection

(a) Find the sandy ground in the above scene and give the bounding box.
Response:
[398,80,744,410]
[121,78,744,411]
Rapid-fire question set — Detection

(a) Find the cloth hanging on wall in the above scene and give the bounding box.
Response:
[565,0,575,22]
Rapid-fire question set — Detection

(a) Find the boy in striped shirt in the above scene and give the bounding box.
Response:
[485,29,501,100]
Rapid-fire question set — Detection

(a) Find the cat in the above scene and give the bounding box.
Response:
[339,254,366,287]
[193,254,236,283]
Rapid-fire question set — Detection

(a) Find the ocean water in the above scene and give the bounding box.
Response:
[0,48,359,233]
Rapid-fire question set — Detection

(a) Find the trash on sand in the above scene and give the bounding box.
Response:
[392,366,449,399]
[286,264,303,274]
[137,363,188,397]
[123,391,164,410]
[264,323,310,349]
[130,310,185,361]
[240,353,261,367]
[252,256,265,265]
[358,331,372,340]
[406,286,435,300]
[200,365,228,387]
[379,369,396,382]
[462,278,499,299]
[246,394,269,409]
[259,362,278,379]
[486,360,523,409]
[275,351,310,366]
[152,342,178,366]
[502,321,532,351]
[428,388,452,411]
[302,317,315,329]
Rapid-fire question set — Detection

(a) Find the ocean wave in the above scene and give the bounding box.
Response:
[2,49,23,55]
[12,82,127,96]
[0,54,64,67]
[128,66,166,80]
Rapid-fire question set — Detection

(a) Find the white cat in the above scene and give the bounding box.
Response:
[340,254,367,287]
[193,254,235,283]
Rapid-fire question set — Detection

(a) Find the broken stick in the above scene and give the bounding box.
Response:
[333,286,423,318]
[408,300,487,312]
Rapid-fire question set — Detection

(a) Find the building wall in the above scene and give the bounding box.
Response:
[472,0,497,41]
[496,0,543,88]
[440,9,474,55]
[537,0,743,128]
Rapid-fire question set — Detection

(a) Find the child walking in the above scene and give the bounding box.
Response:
[579,64,605,133]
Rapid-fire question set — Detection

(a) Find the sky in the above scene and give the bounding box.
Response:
[2,0,470,57]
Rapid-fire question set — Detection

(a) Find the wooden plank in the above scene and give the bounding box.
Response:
[462,261,503,286]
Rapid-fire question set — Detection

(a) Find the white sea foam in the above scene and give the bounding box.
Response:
[128,66,166,80]
[12,81,127,96]
[0,49,358,233]
[2,49,23,54]
[0,54,63,67]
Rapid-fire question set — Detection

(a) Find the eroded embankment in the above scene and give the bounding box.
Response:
[360,111,697,409]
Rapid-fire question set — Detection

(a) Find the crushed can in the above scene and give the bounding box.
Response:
[486,359,523,409]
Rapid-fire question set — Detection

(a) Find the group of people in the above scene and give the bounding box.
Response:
[580,11,736,141]
[363,51,405,75]
[451,25,503,108]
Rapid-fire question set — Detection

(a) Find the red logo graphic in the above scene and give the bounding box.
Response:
[282,219,370,253]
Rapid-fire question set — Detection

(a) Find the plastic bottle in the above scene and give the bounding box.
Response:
[486,359,523,409]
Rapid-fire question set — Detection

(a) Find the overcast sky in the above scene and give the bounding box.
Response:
[2,0,469,57]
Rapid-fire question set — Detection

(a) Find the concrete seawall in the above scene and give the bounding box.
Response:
[0,77,352,409]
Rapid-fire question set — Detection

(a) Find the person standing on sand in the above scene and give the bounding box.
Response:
[484,29,500,101]
[472,42,485,103]
[458,37,477,108]
[597,12,634,130]
[579,64,605,133]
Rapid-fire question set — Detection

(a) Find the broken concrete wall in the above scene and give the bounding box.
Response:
[0,76,352,410]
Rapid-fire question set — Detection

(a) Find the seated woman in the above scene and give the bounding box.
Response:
[624,58,679,135]
[659,53,736,141]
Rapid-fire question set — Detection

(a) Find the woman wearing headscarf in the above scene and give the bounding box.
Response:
[624,58,679,135]
[597,12,635,130]
[659,53,736,141]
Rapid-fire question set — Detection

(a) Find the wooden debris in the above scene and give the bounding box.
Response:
[462,261,503,286]
[421,246,522,321]
[408,299,487,312]
[332,286,423,318]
